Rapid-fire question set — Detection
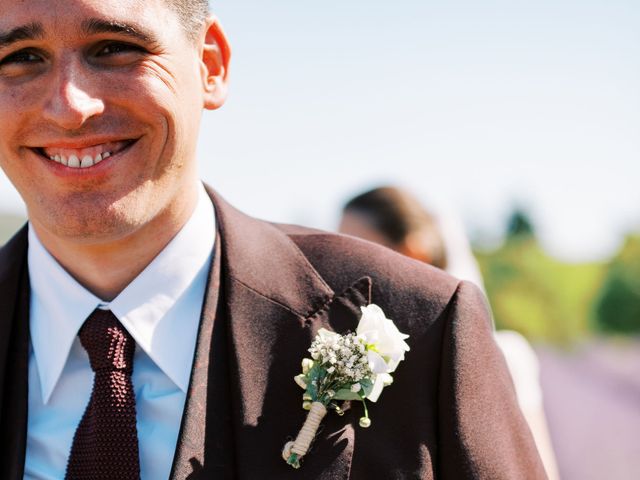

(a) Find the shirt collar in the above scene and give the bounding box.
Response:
[29,183,215,403]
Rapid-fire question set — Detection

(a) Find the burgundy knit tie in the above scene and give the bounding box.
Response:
[65,309,141,480]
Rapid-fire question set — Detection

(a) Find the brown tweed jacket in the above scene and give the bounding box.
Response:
[0,188,546,479]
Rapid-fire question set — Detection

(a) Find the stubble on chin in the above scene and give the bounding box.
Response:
[31,189,158,245]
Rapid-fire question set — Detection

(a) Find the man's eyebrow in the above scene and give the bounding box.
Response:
[81,18,158,44]
[0,22,44,50]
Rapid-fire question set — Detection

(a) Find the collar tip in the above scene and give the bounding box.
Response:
[41,390,53,405]
[167,370,190,393]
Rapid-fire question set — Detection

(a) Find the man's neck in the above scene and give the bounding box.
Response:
[30,188,200,302]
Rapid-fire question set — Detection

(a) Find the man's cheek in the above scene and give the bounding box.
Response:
[1,77,42,107]
[135,60,182,96]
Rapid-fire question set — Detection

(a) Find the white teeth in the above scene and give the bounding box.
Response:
[67,155,80,168]
[45,149,113,168]
[80,155,94,168]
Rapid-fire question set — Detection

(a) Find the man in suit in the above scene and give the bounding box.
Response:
[0,0,546,478]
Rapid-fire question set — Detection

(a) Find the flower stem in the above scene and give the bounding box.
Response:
[286,453,300,469]
[282,402,328,468]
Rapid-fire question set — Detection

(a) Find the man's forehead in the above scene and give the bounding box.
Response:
[0,0,173,34]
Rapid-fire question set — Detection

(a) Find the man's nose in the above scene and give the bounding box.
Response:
[42,67,105,130]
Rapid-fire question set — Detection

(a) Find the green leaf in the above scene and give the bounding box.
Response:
[333,388,361,401]
[331,378,374,401]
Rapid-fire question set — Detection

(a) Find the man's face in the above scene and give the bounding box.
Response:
[0,0,227,243]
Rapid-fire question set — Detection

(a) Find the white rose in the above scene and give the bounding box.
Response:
[367,372,394,402]
[357,304,410,373]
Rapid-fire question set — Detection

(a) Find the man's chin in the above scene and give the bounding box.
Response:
[31,205,151,247]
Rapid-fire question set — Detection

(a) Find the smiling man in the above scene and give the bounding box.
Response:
[0,1,547,479]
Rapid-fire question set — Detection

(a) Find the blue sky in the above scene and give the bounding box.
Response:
[1,0,638,261]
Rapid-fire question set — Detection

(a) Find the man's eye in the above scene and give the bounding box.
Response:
[0,49,42,66]
[96,42,145,56]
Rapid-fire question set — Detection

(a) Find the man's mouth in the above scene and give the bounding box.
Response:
[34,140,136,169]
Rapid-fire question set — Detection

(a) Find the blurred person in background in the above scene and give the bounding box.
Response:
[339,186,560,480]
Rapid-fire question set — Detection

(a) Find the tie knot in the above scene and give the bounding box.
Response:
[78,309,135,373]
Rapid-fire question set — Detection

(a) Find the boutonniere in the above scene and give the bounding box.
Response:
[282,304,410,469]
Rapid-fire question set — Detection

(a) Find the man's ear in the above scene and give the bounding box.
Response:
[200,16,231,110]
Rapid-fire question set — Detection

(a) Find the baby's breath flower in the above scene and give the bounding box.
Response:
[309,331,372,378]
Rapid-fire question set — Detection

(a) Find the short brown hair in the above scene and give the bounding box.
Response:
[168,0,210,40]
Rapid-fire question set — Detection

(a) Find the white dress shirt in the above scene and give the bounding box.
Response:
[24,184,215,480]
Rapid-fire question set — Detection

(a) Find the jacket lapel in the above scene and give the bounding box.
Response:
[206,189,371,479]
[0,227,30,480]
[170,233,235,479]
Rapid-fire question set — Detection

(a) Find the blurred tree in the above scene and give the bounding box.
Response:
[593,235,640,334]
[476,208,606,344]
[506,209,535,239]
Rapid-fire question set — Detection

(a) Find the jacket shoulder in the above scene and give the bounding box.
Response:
[277,223,458,291]
[274,223,465,326]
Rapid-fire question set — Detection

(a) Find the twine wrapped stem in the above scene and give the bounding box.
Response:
[282,402,327,468]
